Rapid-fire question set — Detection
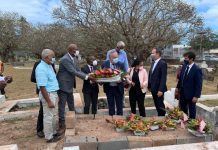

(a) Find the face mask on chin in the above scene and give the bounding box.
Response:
[150,54,156,60]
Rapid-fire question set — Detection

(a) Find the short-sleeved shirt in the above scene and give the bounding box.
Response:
[35,60,59,92]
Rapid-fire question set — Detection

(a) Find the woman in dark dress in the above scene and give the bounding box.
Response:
[127,59,148,117]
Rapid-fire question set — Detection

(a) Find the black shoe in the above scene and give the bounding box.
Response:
[46,136,61,143]
[37,131,44,138]
[53,132,62,137]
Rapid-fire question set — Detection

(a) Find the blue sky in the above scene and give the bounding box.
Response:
[0,0,217,32]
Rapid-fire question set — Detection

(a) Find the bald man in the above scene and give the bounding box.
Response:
[35,49,60,142]
[57,44,95,131]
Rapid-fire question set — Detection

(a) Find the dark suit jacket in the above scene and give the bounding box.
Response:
[81,65,99,93]
[101,60,125,94]
[148,59,167,93]
[57,54,86,93]
[176,63,203,100]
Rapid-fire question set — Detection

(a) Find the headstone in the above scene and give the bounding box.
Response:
[164,88,178,107]
[200,61,208,68]
[74,93,83,113]
[66,111,76,129]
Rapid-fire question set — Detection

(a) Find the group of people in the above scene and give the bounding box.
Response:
[32,41,203,143]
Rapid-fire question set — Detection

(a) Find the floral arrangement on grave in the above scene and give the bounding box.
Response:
[126,114,149,132]
[187,117,212,134]
[159,118,177,130]
[105,118,127,129]
[166,107,188,122]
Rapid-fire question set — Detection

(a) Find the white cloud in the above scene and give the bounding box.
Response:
[0,0,61,24]
[184,0,218,31]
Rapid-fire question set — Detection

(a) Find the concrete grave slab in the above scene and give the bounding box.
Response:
[0,144,18,150]
[65,136,98,150]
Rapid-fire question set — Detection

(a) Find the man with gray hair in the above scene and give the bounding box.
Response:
[35,49,60,143]
[106,41,129,72]
[57,44,96,132]
[102,50,125,116]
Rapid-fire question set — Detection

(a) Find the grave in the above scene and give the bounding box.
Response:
[1,92,218,149]
[64,114,213,150]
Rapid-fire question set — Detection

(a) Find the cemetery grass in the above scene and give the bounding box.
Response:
[3,64,218,101]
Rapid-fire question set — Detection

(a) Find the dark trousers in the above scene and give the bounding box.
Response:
[179,88,196,119]
[151,92,166,116]
[129,89,146,117]
[58,90,74,126]
[83,91,98,114]
[106,86,123,116]
[36,101,43,133]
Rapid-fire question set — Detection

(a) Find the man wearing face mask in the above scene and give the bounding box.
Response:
[57,44,96,132]
[106,41,129,72]
[31,55,56,138]
[148,47,167,116]
[35,49,61,142]
[176,52,202,119]
[81,55,99,114]
[102,50,125,116]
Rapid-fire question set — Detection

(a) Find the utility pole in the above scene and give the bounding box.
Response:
[197,31,207,59]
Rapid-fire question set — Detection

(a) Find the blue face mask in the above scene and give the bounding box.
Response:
[113,58,119,64]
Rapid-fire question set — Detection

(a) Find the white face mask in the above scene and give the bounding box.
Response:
[75,50,79,56]
[93,60,97,66]
[51,57,56,64]
[76,55,81,61]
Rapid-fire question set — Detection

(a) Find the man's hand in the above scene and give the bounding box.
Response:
[192,97,198,103]
[175,88,179,100]
[47,100,55,108]
[5,76,13,83]
[157,91,163,97]
[131,82,135,86]
[88,75,96,82]
[0,80,7,90]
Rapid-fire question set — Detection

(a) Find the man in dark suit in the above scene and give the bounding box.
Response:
[102,50,125,116]
[176,52,202,119]
[57,44,95,131]
[148,48,167,116]
[81,55,99,114]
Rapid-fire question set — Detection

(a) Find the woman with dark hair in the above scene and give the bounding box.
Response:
[127,59,148,117]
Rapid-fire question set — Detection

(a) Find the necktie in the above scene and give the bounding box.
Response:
[182,66,189,87]
[90,66,93,72]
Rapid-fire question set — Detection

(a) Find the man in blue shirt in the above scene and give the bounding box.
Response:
[35,49,60,143]
[106,41,129,72]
